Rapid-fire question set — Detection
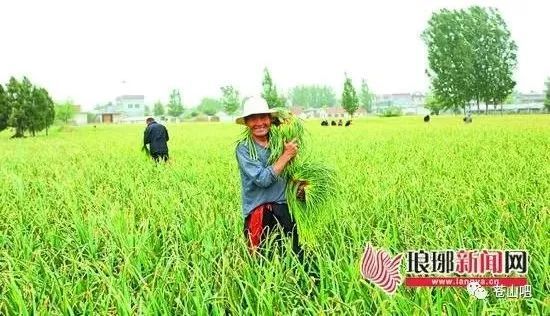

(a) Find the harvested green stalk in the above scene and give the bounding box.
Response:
[238,108,336,219]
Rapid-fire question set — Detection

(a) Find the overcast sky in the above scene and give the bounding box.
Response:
[1,0,548,110]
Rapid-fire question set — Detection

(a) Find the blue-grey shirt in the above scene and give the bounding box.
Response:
[236,141,287,218]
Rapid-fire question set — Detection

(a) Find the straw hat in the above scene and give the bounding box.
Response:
[235,96,278,125]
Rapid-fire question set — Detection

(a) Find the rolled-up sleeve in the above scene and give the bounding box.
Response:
[236,144,277,188]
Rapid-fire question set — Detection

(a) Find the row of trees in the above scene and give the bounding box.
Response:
[289,85,336,108]
[0,77,55,138]
[151,90,225,117]
[150,67,375,118]
[422,6,517,114]
[261,68,374,116]
[339,76,376,117]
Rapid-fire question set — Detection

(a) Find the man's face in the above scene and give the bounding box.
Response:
[245,114,271,138]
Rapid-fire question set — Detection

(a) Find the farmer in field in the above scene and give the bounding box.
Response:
[143,117,170,162]
[235,96,306,259]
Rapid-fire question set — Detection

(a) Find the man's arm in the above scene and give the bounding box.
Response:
[236,144,278,188]
[272,139,298,176]
[236,140,298,188]
[272,153,293,176]
[143,126,150,146]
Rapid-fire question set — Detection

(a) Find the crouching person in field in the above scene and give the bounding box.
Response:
[143,117,170,162]
[235,96,306,261]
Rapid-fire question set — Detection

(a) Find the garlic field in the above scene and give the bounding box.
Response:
[0,115,548,315]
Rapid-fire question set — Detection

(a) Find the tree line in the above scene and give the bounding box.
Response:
[149,67,375,119]
[0,77,55,138]
[260,68,374,116]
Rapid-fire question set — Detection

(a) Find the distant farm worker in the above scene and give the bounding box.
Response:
[235,96,306,259]
[143,117,170,162]
[463,112,473,123]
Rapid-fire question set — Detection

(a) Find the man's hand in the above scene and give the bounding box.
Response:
[142,145,150,156]
[273,139,299,176]
[296,181,307,201]
[282,138,299,159]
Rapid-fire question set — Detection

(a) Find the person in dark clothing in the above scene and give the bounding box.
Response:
[143,117,169,162]
[463,112,473,123]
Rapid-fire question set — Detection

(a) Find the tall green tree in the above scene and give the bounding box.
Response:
[167,89,184,117]
[33,88,55,135]
[262,68,285,108]
[544,77,550,112]
[197,97,223,116]
[469,6,517,113]
[220,85,240,115]
[422,6,517,114]
[0,83,9,132]
[359,79,374,113]
[55,100,76,124]
[6,77,32,137]
[153,101,165,116]
[341,74,359,117]
[4,77,55,137]
[422,9,475,114]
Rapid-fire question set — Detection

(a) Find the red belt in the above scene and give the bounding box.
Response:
[246,203,272,251]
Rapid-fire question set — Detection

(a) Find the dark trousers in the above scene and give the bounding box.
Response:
[244,203,303,261]
[151,152,169,162]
